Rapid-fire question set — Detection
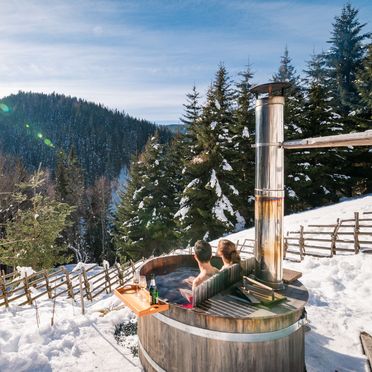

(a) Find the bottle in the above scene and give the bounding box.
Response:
[149,274,159,305]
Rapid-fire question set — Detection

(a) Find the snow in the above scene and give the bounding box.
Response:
[212,195,234,225]
[0,284,140,372]
[210,194,372,372]
[242,127,250,138]
[16,266,35,279]
[206,169,222,197]
[229,184,239,195]
[210,121,217,130]
[287,187,298,199]
[132,186,144,201]
[222,159,232,171]
[138,201,144,209]
[2,196,372,371]
[174,206,190,221]
[185,178,200,190]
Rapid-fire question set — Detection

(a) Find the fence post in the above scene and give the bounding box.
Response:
[79,274,85,315]
[0,273,9,307]
[43,270,52,299]
[62,267,74,300]
[116,263,124,286]
[331,219,341,256]
[104,266,111,294]
[23,272,33,305]
[82,267,92,301]
[283,233,288,259]
[299,225,305,260]
[354,212,360,254]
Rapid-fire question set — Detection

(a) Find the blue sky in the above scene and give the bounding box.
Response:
[0,0,371,125]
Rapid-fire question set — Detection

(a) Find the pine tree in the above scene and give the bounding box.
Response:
[0,169,74,270]
[85,176,113,263]
[326,3,371,196]
[232,65,256,226]
[273,47,307,213]
[115,134,179,260]
[356,44,372,110]
[327,3,370,114]
[297,52,343,208]
[55,147,87,261]
[176,65,245,244]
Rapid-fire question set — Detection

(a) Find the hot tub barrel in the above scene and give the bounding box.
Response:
[138,255,308,372]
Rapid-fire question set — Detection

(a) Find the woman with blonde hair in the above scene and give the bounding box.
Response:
[217,239,241,270]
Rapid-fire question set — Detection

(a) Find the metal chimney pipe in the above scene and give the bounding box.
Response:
[251,82,289,290]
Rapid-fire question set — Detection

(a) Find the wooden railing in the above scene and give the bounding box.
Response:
[0,259,145,308]
[284,211,372,260]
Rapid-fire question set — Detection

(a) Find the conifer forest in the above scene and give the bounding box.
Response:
[0,3,371,266]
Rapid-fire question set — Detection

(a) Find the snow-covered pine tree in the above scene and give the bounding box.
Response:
[85,176,113,263]
[272,47,307,213]
[299,52,343,208]
[176,65,244,244]
[327,3,370,114]
[180,85,202,154]
[356,44,372,111]
[326,3,371,196]
[55,147,87,261]
[114,134,178,261]
[0,169,74,270]
[232,65,256,226]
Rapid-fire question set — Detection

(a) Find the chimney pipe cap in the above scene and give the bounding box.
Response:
[250,82,291,97]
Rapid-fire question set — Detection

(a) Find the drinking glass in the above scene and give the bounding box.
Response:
[133,270,140,296]
[139,275,147,302]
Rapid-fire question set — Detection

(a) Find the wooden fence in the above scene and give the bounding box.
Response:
[284,211,372,260]
[0,259,145,308]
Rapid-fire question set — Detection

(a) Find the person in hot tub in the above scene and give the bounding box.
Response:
[179,240,219,304]
[191,240,219,290]
[217,239,241,270]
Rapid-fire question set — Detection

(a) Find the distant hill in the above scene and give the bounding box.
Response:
[0,92,172,183]
[165,124,186,134]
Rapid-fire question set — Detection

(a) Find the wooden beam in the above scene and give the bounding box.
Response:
[283,130,372,149]
[360,331,372,370]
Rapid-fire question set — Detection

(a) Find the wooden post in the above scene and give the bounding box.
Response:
[299,226,305,260]
[43,270,52,299]
[283,234,288,259]
[24,272,33,305]
[62,267,74,300]
[354,212,360,254]
[104,266,111,294]
[0,273,9,307]
[331,219,341,256]
[79,274,85,315]
[82,267,92,301]
[116,263,124,286]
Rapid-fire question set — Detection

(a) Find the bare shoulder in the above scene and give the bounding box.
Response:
[192,274,203,290]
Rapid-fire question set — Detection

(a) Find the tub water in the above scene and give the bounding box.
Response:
[150,267,199,304]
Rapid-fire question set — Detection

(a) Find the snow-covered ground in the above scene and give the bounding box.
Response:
[0,195,371,371]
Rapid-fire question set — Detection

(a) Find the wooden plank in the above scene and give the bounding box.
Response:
[283,268,302,284]
[114,284,169,317]
[360,331,372,370]
[282,129,372,149]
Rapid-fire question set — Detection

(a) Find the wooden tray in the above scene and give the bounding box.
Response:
[114,284,169,317]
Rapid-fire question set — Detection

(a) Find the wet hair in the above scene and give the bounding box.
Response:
[194,240,212,263]
[217,239,240,264]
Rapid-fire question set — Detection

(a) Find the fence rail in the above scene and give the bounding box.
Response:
[283,211,372,260]
[0,259,146,308]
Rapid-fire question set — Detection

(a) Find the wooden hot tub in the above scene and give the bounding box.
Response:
[138,254,308,372]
